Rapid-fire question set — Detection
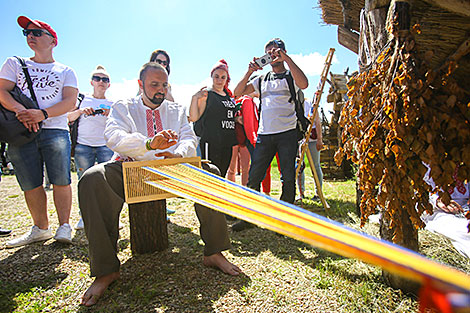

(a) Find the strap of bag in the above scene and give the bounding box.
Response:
[257,73,270,113]
[258,74,263,113]
[69,93,86,127]
[14,56,38,104]
[284,70,297,106]
[77,93,85,109]
[284,71,306,121]
[258,71,305,121]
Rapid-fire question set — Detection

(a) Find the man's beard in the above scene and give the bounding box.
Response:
[149,95,164,105]
[143,86,165,105]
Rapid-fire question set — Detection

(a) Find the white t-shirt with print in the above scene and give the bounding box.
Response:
[77,96,114,147]
[0,57,78,130]
[251,72,299,135]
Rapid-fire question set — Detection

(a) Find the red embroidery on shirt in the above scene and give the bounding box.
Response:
[146,109,163,137]
[154,110,163,133]
[146,110,153,137]
[449,166,467,195]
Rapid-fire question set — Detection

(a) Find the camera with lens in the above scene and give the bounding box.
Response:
[255,54,273,68]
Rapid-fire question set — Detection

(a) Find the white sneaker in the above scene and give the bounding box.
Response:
[75,218,84,230]
[6,226,53,248]
[54,223,72,244]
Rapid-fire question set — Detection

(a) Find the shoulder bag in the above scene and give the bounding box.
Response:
[0,56,41,146]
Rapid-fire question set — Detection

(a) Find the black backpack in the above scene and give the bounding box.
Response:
[257,71,310,141]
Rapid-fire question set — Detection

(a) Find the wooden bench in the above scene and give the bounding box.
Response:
[122,157,201,255]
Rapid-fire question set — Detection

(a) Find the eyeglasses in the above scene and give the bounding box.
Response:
[155,59,168,66]
[92,76,110,83]
[22,29,54,38]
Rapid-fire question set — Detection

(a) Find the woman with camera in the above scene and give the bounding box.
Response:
[67,65,114,230]
[189,59,237,178]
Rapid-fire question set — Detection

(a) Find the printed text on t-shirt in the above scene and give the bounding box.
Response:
[19,68,61,101]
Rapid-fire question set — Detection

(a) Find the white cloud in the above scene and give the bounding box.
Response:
[289,52,341,121]
[171,77,213,109]
[106,78,139,102]
[290,52,339,77]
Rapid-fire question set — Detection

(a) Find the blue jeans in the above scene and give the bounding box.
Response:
[247,129,298,203]
[74,144,114,179]
[299,140,323,195]
[7,129,71,191]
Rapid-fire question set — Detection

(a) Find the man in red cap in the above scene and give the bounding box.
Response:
[0,16,78,247]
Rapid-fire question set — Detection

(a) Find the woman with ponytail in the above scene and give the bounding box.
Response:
[189,59,237,177]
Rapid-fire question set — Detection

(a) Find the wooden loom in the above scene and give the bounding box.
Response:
[121,158,469,311]
[122,157,201,203]
[128,160,470,312]
[121,157,201,254]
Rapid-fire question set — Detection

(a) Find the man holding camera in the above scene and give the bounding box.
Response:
[79,62,241,307]
[0,16,78,247]
[233,38,308,231]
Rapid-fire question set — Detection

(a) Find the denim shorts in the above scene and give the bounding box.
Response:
[7,128,71,191]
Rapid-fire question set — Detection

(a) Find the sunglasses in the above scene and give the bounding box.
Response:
[155,59,168,66]
[22,29,54,38]
[92,76,110,83]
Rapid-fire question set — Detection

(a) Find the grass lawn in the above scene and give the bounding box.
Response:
[0,163,469,312]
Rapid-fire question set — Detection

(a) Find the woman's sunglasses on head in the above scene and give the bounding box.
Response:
[22,29,54,38]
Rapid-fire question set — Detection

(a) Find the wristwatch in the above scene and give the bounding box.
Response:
[41,109,48,120]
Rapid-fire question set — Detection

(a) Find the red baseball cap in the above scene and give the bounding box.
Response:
[17,16,58,45]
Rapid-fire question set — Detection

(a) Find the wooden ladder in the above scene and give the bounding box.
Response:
[296,48,335,211]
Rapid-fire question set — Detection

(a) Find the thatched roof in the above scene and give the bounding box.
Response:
[318,0,470,84]
[412,0,470,73]
[318,0,470,32]
[318,0,363,32]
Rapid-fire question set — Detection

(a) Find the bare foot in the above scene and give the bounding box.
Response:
[81,272,120,307]
[203,252,241,276]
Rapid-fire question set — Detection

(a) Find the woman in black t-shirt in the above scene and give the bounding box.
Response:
[189,59,237,177]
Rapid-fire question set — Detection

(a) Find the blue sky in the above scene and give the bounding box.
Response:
[0,0,358,115]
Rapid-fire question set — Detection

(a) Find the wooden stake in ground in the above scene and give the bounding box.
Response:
[296,48,335,211]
